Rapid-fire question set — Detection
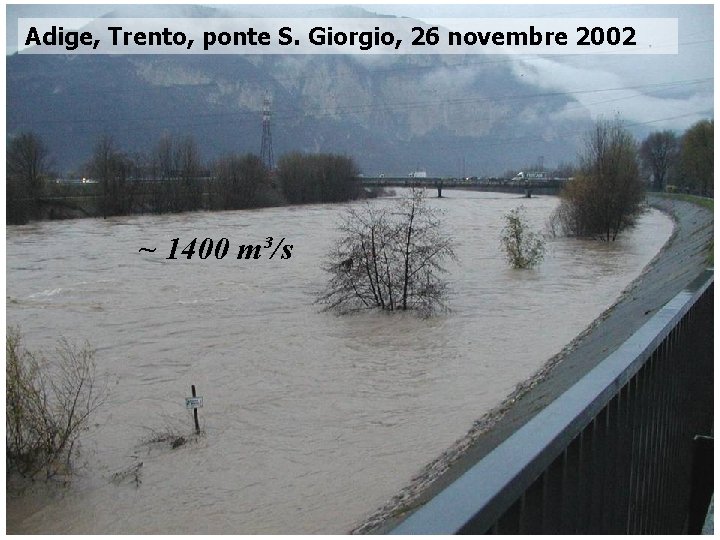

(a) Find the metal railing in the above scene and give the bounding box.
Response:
[391,269,713,534]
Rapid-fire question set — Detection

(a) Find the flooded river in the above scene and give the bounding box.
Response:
[6,190,673,534]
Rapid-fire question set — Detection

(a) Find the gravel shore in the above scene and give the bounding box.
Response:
[353,195,714,534]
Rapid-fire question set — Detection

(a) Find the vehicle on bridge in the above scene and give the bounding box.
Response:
[511,171,549,184]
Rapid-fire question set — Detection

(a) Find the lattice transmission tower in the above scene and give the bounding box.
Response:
[260,93,274,170]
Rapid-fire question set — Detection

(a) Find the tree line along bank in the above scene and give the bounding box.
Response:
[6,118,713,226]
[6,133,361,225]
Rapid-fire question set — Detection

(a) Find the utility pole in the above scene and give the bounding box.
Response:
[260,92,274,171]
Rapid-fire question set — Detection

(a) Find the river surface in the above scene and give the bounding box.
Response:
[6,190,673,534]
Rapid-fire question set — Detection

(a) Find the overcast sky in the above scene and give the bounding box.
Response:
[6,3,714,133]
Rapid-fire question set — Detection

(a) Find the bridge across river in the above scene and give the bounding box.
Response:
[360,177,565,197]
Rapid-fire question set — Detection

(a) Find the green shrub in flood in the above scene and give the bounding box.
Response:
[501,206,546,269]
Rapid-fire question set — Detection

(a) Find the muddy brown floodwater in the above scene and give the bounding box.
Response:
[6,190,673,534]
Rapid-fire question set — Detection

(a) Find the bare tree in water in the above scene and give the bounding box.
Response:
[6,327,105,480]
[318,189,456,316]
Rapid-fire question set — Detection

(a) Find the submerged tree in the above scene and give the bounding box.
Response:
[501,206,545,269]
[209,153,268,210]
[552,118,644,241]
[318,189,456,316]
[6,328,105,480]
[277,152,361,204]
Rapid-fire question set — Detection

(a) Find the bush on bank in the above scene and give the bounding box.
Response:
[6,327,104,480]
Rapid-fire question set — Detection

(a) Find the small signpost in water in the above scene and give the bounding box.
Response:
[185,396,203,409]
[186,384,202,433]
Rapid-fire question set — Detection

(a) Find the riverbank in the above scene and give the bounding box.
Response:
[355,194,714,533]
[8,153,365,225]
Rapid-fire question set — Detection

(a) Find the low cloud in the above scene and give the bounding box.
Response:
[509,55,712,132]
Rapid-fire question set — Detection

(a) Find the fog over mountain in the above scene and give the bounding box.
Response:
[6,4,713,176]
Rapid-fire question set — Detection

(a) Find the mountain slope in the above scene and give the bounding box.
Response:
[7,49,588,175]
